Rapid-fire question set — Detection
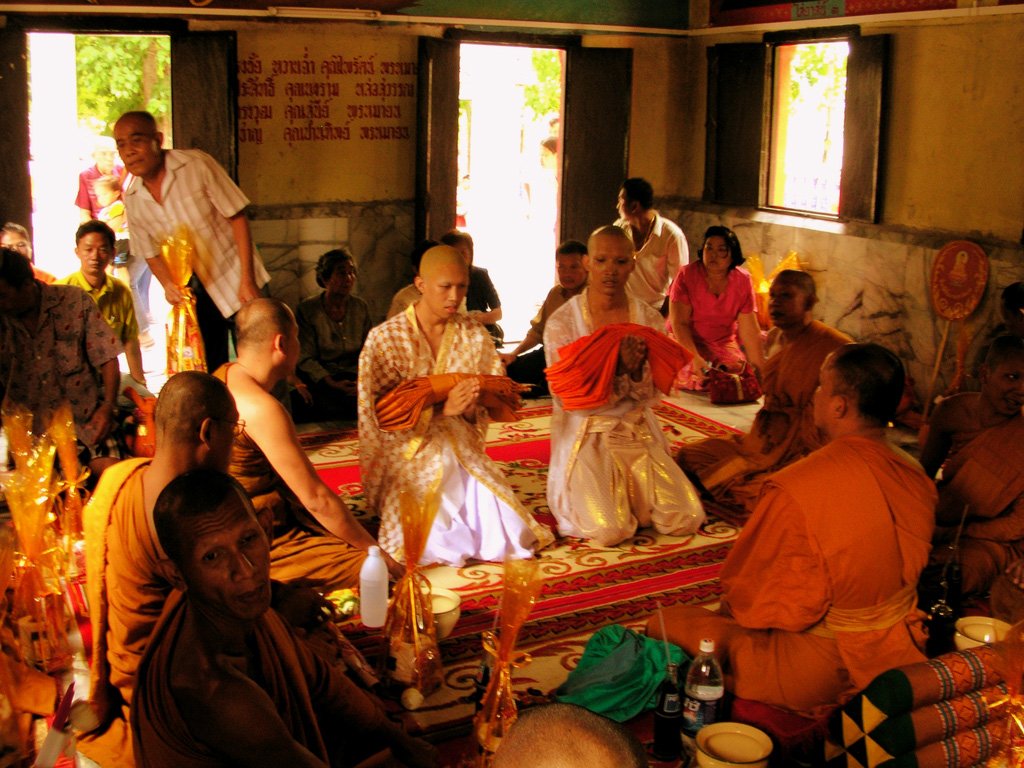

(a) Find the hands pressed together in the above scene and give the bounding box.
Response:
[616,334,648,380]
[441,376,481,417]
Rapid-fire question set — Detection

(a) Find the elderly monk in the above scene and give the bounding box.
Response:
[80,371,238,765]
[359,245,553,566]
[132,469,438,768]
[215,298,390,586]
[920,335,1024,595]
[678,270,851,516]
[650,344,936,718]
[544,225,704,546]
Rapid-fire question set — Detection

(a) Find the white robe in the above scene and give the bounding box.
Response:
[543,291,705,546]
[358,305,554,566]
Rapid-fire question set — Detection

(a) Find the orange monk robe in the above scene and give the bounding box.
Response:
[678,320,851,514]
[80,457,158,766]
[376,373,527,430]
[214,365,366,590]
[133,591,393,767]
[936,415,1024,593]
[657,435,936,718]
[545,322,691,410]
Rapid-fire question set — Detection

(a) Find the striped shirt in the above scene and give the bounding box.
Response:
[122,149,270,319]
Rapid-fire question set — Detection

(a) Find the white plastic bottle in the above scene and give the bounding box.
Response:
[359,546,389,628]
[682,638,724,736]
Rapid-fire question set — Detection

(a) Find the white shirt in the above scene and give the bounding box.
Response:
[616,212,689,310]
[123,148,270,318]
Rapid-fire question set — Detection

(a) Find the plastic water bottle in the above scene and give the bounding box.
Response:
[652,661,682,761]
[359,546,389,628]
[682,638,724,736]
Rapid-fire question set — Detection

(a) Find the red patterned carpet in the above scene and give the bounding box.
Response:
[300,400,743,745]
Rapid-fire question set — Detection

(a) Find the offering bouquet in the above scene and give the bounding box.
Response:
[2,406,72,674]
[0,527,25,761]
[383,490,443,697]
[474,558,543,765]
[162,228,207,374]
[49,403,88,578]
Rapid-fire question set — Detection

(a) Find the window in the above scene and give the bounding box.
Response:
[767,40,848,216]
[705,30,888,223]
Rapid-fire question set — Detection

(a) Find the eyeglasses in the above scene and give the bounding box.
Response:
[214,418,246,437]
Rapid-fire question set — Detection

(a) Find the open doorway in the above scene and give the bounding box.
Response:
[456,43,564,346]
[26,32,171,277]
[25,31,172,386]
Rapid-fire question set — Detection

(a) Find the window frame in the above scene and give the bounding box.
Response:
[705,27,889,223]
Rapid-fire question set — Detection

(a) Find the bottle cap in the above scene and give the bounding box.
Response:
[699,638,715,653]
[368,545,381,558]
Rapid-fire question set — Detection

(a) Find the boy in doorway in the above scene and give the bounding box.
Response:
[500,239,588,397]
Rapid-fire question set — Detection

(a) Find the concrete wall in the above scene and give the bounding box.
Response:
[228,14,1024,398]
[631,16,1024,398]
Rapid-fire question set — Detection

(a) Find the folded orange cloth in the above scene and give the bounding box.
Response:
[545,322,691,410]
[375,373,529,431]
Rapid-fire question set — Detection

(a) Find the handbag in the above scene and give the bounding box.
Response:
[707,361,762,405]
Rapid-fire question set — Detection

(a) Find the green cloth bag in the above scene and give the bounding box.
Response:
[554,624,687,722]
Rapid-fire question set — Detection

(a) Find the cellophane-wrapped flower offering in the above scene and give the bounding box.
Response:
[162,228,207,374]
[474,558,543,763]
[383,490,443,696]
[2,406,72,673]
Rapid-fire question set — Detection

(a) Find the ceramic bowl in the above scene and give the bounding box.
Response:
[695,722,773,768]
[954,616,1011,651]
[431,587,462,639]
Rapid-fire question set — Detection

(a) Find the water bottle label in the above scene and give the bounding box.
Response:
[682,696,719,734]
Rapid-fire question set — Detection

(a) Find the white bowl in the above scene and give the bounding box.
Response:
[431,587,462,639]
[954,616,1011,651]
[695,722,773,768]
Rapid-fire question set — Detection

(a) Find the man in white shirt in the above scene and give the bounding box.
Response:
[113,110,270,372]
[615,177,689,315]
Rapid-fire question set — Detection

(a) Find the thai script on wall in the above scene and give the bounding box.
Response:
[237,32,418,203]
[237,47,415,146]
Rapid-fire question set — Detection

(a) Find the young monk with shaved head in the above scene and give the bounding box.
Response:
[214,297,392,585]
[359,245,554,565]
[81,371,240,764]
[132,469,437,768]
[677,269,852,517]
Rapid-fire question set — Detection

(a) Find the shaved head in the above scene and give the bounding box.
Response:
[985,334,1024,369]
[773,269,816,300]
[155,371,236,445]
[493,703,647,768]
[419,245,468,280]
[587,224,633,258]
[234,297,296,352]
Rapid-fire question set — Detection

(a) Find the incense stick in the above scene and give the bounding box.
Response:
[656,603,672,668]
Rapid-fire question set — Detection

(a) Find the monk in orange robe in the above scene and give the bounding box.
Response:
[215,298,397,588]
[79,371,239,765]
[132,469,436,768]
[677,270,851,515]
[921,335,1024,594]
[79,370,237,765]
[650,344,936,718]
